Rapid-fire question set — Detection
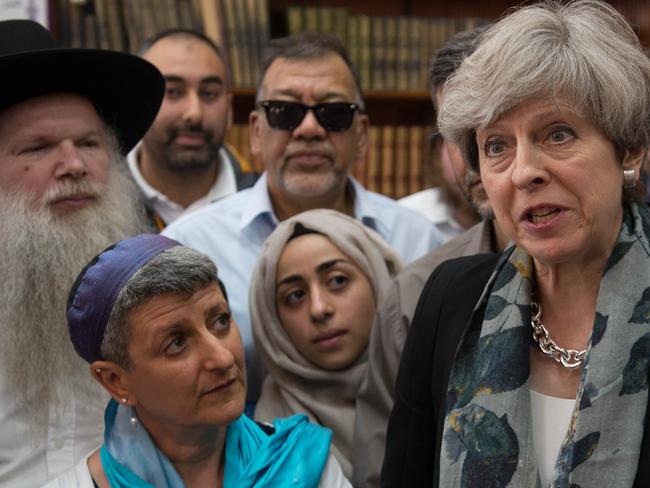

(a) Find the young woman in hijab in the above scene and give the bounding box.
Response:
[46,234,350,487]
[250,209,402,479]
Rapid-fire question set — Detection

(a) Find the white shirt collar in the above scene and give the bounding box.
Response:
[127,144,238,224]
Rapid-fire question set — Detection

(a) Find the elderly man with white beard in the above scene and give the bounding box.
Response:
[0,20,164,486]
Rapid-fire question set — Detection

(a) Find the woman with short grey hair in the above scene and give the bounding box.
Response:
[46,234,350,487]
[383,1,650,487]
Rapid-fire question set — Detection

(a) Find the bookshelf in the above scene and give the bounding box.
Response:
[50,0,650,199]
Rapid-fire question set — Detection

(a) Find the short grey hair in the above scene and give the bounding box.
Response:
[439,0,650,183]
[255,32,364,109]
[100,246,219,369]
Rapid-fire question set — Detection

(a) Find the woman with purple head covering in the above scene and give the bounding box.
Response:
[45,234,351,487]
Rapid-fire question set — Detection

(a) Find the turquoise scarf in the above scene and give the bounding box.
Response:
[99,400,331,487]
[440,203,650,487]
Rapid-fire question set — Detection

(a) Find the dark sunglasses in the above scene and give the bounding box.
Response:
[258,100,361,132]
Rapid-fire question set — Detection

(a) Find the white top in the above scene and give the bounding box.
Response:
[44,452,352,488]
[398,187,465,242]
[127,145,238,225]
[530,389,577,488]
[0,371,106,487]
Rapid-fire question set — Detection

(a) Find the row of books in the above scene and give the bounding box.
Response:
[56,0,204,52]
[359,125,435,199]
[55,1,483,93]
[286,7,487,92]
[225,123,435,200]
[55,0,271,88]
[218,0,270,89]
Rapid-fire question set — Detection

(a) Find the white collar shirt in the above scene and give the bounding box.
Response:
[127,145,238,225]
[398,187,466,242]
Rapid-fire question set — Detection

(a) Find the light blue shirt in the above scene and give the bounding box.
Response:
[163,173,443,401]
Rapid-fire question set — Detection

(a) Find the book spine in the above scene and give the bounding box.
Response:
[243,0,258,87]
[333,8,347,45]
[394,125,409,199]
[381,125,395,197]
[234,0,252,87]
[199,0,223,45]
[357,14,372,91]
[176,0,194,29]
[139,0,158,42]
[105,0,125,51]
[123,0,143,52]
[221,0,243,87]
[68,2,83,48]
[395,17,409,92]
[319,7,334,35]
[189,0,204,31]
[408,126,424,194]
[93,0,111,49]
[383,16,397,91]
[304,6,318,32]
[366,126,382,192]
[286,6,303,35]
[253,0,270,86]
[371,16,384,91]
[408,18,422,91]
[346,15,359,85]
[83,12,99,48]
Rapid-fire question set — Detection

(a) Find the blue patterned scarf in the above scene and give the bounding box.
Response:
[99,400,331,487]
[440,202,650,487]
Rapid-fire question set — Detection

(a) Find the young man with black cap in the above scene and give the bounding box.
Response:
[0,20,164,486]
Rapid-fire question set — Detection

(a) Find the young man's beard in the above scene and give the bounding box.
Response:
[0,157,148,436]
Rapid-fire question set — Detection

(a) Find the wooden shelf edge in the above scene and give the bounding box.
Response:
[232,88,431,101]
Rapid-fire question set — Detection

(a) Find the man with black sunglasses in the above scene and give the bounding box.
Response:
[163,32,444,405]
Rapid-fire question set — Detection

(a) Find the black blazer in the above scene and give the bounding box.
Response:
[380,253,650,487]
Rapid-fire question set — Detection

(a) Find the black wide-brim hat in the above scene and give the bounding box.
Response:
[0,19,164,154]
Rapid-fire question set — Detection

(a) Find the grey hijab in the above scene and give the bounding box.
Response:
[250,209,402,478]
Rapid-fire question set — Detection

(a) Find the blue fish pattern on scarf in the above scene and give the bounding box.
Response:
[440,203,650,487]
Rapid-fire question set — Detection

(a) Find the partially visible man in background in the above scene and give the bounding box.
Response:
[132,29,257,230]
[399,131,481,241]
[0,20,163,486]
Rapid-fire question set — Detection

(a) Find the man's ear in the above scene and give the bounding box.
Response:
[249,109,261,156]
[354,113,369,164]
[90,360,136,406]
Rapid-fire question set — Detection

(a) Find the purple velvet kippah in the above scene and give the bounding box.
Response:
[66,234,180,364]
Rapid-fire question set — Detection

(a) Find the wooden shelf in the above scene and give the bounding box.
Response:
[268,0,650,45]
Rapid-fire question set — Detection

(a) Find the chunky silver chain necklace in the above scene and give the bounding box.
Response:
[530,301,586,369]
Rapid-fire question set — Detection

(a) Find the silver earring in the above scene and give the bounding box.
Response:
[95,368,101,374]
[623,169,636,190]
[121,397,127,404]
[130,407,137,426]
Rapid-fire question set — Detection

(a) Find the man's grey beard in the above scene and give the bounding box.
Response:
[0,158,148,435]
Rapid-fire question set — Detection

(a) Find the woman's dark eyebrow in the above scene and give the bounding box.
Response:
[315,258,348,273]
[276,259,350,290]
[276,274,303,289]
[205,301,230,319]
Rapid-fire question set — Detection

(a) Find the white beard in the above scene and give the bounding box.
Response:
[0,158,149,436]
